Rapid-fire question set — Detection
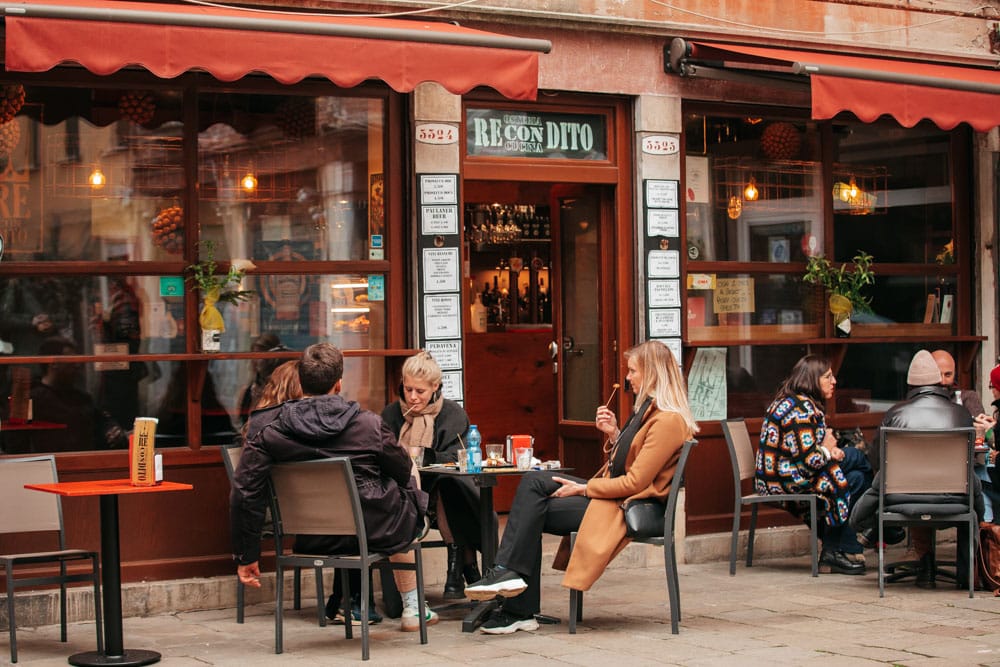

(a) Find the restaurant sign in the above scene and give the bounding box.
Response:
[466,109,607,160]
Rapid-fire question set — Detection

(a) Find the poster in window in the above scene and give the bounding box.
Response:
[369,173,385,259]
[256,241,316,337]
[1,109,43,256]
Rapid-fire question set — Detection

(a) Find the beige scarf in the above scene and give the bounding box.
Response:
[397,394,444,449]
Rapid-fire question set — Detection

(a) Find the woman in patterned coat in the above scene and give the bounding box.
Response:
[755,354,871,574]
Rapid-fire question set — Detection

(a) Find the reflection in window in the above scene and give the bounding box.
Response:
[196,93,385,263]
[686,272,818,338]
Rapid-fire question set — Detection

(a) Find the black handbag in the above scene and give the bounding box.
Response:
[623,498,666,539]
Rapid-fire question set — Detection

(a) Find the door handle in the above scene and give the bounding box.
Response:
[548,341,558,375]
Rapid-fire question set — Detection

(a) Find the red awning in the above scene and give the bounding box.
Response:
[689,42,1000,132]
[3,0,547,100]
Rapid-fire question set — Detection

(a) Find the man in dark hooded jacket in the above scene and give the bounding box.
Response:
[230,342,436,631]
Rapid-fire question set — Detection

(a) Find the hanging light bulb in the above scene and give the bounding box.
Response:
[88,167,106,190]
[848,176,859,200]
[743,176,758,202]
[241,172,258,193]
[727,196,743,220]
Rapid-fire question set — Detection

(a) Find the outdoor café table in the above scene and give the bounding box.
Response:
[418,464,569,632]
[25,479,194,666]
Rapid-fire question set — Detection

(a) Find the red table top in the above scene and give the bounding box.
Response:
[25,479,194,497]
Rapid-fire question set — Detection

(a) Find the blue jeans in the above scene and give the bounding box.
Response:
[822,446,873,554]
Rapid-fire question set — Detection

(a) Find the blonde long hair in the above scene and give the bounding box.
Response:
[625,341,699,436]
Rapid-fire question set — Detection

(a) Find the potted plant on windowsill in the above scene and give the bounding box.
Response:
[803,250,875,338]
[186,240,255,352]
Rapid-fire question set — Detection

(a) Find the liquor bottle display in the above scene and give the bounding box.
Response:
[465,202,552,329]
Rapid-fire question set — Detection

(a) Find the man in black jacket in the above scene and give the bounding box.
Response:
[230,342,437,631]
[850,349,982,588]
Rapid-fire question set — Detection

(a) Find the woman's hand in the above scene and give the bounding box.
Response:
[549,476,587,498]
[974,413,996,440]
[596,406,619,439]
[827,444,845,461]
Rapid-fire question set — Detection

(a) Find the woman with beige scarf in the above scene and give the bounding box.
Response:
[382,351,488,599]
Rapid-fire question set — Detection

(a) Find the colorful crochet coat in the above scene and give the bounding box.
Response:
[754,393,850,526]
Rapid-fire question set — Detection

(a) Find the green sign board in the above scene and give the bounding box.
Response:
[466,109,607,160]
[159,276,185,297]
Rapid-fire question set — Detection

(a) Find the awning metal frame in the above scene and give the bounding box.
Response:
[1,2,552,54]
[666,37,1000,96]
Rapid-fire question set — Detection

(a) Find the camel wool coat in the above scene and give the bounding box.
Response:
[561,408,689,591]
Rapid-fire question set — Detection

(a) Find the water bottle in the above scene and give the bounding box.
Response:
[466,425,483,473]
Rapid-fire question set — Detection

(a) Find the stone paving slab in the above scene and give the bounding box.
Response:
[9,544,1000,666]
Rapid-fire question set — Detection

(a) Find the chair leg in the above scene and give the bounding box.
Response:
[315,567,326,627]
[7,565,17,664]
[236,577,245,624]
[968,519,975,599]
[568,590,581,634]
[275,563,285,654]
[746,505,759,568]
[730,500,741,576]
[293,566,302,610]
[808,497,818,577]
[341,570,353,640]
[59,561,68,643]
[878,521,886,598]
[415,546,428,645]
[91,554,104,653]
[665,535,680,635]
[360,565,371,661]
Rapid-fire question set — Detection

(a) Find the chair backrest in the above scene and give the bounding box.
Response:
[880,427,975,497]
[269,457,367,552]
[721,419,756,483]
[0,455,65,541]
[664,439,698,533]
[221,443,241,482]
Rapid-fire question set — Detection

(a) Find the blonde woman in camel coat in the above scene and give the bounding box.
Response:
[465,341,698,635]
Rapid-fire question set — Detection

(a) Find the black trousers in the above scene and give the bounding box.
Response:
[494,470,590,617]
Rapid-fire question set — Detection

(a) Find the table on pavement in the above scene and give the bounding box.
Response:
[25,479,194,667]
[419,465,569,632]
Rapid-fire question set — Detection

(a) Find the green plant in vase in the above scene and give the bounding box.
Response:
[186,240,255,351]
[803,250,874,337]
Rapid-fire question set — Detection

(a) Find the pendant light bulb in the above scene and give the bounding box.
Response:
[89,167,106,190]
[743,177,758,202]
[241,172,258,193]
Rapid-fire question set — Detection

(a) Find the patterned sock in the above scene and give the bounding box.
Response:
[402,588,418,611]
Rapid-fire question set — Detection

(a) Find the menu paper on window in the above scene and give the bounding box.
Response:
[648,280,681,308]
[425,339,463,370]
[419,174,458,205]
[423,294,461,339]
[648,308,682,337]
[713,277,755,313]
[421,205,459,236]
[645,180,679,209]
[688,348,728,421]
[441,371,464,401]
[421,248,460,293]
[647,250,680,278]
[647,209,680,237]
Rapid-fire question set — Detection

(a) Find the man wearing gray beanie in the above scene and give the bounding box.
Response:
[850,349,981,589]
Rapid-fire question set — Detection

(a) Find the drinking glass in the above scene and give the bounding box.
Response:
[515,447,533,470]
[456,447,467,472]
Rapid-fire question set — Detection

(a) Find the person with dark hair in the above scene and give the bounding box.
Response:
[755,354,872,574]
[27,337,127,452]
[231,342,437,632]
[465,341,698,634]
[238,333,286,424]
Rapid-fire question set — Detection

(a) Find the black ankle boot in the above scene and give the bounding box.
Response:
[443,543,466,599]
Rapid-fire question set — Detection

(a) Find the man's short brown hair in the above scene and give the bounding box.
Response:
[298,343,344,395]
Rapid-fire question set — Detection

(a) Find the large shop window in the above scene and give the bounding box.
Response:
[0,81,393,454]
[684,109,969,420]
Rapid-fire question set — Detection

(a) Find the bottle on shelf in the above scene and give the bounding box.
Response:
[466,425,483,473]
[471,293,488,333]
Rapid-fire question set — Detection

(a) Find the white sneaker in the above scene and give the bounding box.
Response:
[400,606,439,632]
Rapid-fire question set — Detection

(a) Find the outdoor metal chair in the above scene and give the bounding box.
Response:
[722,418,819,577]
[269,457,429,660]
[568,439,697,635]
[0,455,103,663]
[220,444,321,624]
[876,427,977,598]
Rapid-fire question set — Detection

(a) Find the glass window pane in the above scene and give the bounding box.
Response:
[686,272,819,342]
[1,360,183,453]
[833,121,952,264]
[689,345,809,419]
[684,113,824,261]
[208,273,385,352]
[196,93,385,263]
[862,274,956,332]
[3,84,185,261]
[836,343,951,414]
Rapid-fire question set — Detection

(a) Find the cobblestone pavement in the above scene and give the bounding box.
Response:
[10,544,1000,666]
